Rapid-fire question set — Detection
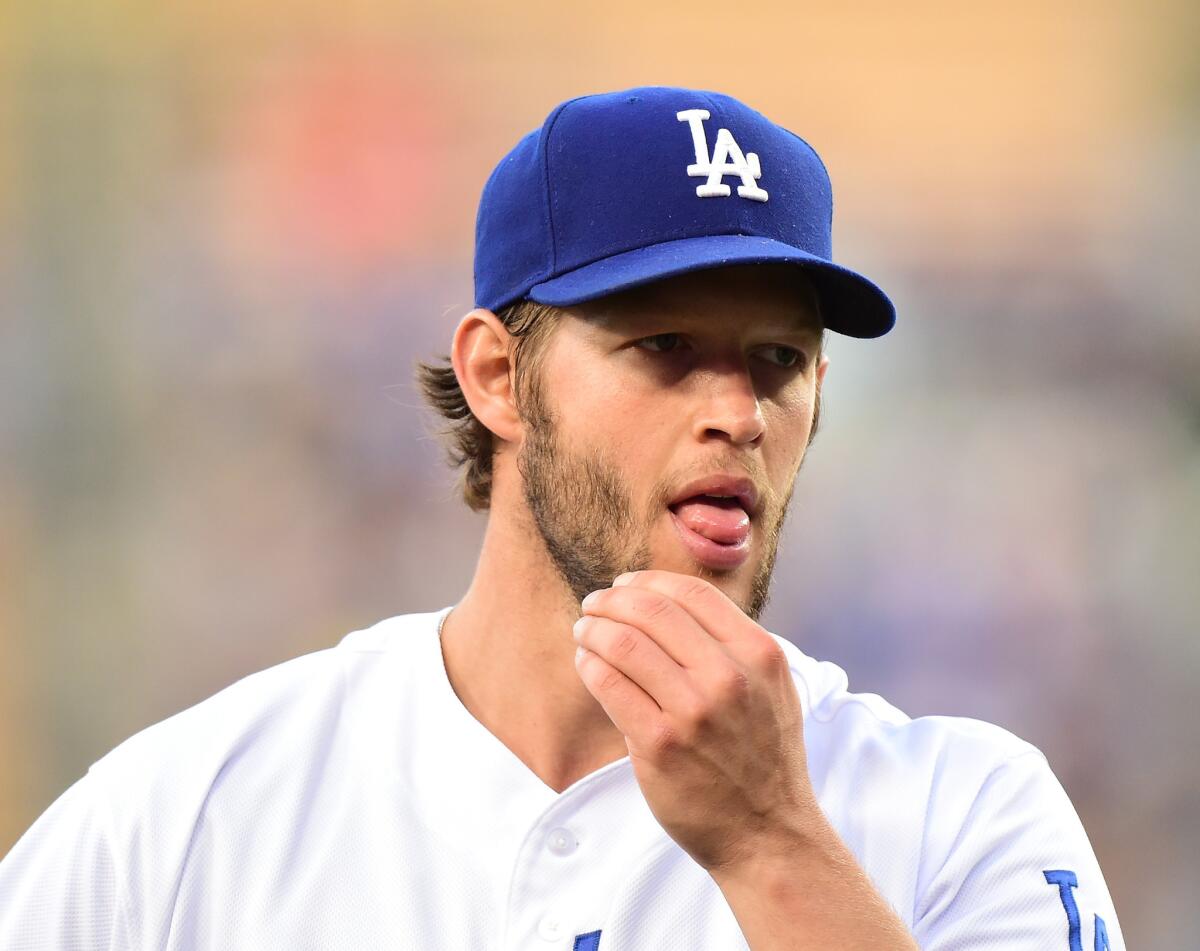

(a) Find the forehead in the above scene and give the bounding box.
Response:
[565,263,823,334]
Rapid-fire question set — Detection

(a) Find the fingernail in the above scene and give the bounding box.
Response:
[581,590,603,609]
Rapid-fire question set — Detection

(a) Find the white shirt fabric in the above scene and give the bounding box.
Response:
[0,605,1125,950]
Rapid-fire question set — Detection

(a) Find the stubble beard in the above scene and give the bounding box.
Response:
[515,382,797,624]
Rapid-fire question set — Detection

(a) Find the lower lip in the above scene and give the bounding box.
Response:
[667,508,752,570]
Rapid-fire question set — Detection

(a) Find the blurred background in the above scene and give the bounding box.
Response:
[1,0,1197,944]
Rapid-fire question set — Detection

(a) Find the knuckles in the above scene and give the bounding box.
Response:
[596,666,627,694]
[677,698,711,740]
[632,592,674,622]
[752,638,788,675]
[713,666,752,704]
[609,624,641,661]
[650,719,686,756]
[677,578,713,603]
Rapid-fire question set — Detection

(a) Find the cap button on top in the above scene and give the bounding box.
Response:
[547,827,578,856]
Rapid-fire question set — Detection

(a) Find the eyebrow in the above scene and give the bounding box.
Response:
[587,306,821,335]
[756,315,824,336]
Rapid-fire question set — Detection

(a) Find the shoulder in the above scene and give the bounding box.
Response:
[84,610,437,860]
[770,633,1052,878]
[770,634,1125,946]
[90,641,343,794]
[0,609,439,947]
[91,609,434,778]
[771,632,1042,786]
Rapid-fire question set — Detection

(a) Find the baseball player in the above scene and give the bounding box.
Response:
[0,86,1124,949]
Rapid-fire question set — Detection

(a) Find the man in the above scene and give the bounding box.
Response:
[0,86,1123,949]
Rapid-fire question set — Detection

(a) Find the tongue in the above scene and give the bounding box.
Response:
[671,497,750,544]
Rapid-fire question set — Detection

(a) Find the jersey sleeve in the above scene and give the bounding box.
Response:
[0,770,132,950]
[913,749,1125,950]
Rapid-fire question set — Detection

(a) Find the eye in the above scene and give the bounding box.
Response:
[759,345,806,369]
[635,335,806,370]
[637,333,685,353]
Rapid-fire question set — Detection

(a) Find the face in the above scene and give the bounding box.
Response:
[515,264,827,622]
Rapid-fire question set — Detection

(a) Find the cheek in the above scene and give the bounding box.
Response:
[546,338,689,438]
[605,391,676,458]
[552,369,667,444]
[762,393,817,465]
[770,384,815,429]
[596,416,669,481]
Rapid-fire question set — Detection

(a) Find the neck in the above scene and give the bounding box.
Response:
[438,478,629,794]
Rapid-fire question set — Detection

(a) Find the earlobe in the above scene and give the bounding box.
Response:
[451,309,523,445]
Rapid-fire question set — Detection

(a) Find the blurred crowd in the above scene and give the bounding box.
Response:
[1,2,1196,945]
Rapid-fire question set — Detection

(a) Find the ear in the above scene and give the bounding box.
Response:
[816,351,830,388]
[450,308,524,447]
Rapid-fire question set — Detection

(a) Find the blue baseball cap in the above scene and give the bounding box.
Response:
[473,85,895,338]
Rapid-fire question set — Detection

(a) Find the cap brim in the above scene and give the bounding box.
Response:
[528,234,895,339]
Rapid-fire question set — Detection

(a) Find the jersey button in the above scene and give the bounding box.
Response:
[547,827,578,856]
[538,914,563,941]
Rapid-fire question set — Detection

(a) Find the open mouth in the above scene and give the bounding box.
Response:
[666,496,752,568]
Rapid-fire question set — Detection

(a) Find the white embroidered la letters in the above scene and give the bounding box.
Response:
[676,109,768,202]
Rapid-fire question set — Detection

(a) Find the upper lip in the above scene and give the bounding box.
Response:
[667,475,761,519]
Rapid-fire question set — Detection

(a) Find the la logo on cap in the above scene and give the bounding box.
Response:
[677,109,769,202]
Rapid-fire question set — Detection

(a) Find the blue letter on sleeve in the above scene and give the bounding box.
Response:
[1043,869,1082,951]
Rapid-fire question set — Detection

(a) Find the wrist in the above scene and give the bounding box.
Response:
[710,796,839,885]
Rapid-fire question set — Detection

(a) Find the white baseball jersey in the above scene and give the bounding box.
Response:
[0,605,1125,950]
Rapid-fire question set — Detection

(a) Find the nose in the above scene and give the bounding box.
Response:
[691,360,765,447]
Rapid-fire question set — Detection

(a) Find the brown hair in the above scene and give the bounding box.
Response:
[414,300,825,512]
